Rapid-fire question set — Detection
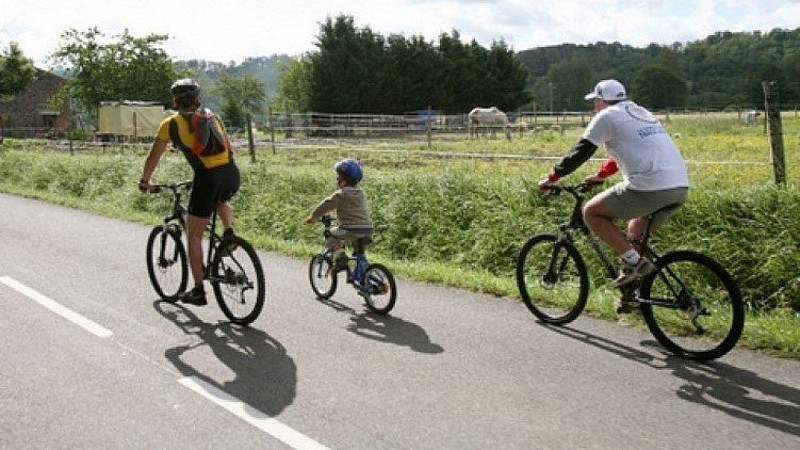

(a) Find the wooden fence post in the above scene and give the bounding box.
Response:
[268,107,276,155]
[427,105,432,149]
[246,113,256,163]
[762,80,786,186]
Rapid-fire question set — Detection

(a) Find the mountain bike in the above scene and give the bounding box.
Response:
[145,180,265,325]
[308,215,397,314]
[516,182,744,361]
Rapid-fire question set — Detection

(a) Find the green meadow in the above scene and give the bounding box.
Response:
[1,112,798,358]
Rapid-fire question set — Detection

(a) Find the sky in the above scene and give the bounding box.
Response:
[2,0,800,67]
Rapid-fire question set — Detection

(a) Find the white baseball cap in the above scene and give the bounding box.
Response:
[584,79,627,101]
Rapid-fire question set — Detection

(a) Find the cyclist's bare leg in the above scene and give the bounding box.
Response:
[626,217,654,253]
[583,196,632,256]
[186,213,210,286]
[216,201,234,231]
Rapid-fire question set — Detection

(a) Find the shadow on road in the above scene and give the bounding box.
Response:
[542,324,800,437]
[346,312,444,354]
[315,296,443,354]
[154,300,297,417]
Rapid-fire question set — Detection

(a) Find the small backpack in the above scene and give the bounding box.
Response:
[169,108,231,157]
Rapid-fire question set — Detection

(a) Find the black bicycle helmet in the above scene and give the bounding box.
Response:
[170,78,200,99]
[334,158,363,182]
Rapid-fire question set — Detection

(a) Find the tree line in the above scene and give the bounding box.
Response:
[276,15,531,114]
[520,28,800,110]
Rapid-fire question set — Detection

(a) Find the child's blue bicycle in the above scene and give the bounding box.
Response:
[308,215,397,314]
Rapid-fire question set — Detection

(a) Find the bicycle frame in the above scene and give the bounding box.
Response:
[550,184,627,281]
[548,183,693,310]
[154,181,239,285]
[320,215,370,286]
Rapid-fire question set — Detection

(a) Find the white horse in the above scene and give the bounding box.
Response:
[468,106,511,140]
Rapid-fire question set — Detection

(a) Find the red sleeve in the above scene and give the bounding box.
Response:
[597,157,618,179]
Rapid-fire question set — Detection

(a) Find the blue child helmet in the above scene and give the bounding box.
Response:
[334,158,363,182]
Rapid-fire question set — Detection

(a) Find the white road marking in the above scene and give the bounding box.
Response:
[0,276,328,448]
[179,376,330,450]
[0,276,113,338]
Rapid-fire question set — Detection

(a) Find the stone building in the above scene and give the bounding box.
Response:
[0,68,70,138]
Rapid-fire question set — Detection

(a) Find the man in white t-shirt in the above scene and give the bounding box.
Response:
[538,79,689,310]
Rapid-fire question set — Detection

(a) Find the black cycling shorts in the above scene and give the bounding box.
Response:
[188,162,241,218]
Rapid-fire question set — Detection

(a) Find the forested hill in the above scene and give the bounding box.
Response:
[179,27,800,111]
[176,54,292,97]
[516,27,800,110]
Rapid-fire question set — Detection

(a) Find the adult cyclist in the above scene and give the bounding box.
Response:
[139,78,241,306]
[538,79,689,311]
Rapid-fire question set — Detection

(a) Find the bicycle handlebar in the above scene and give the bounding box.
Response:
[147,180,193,194]
[320,214,335,228]
[544,181,602,197]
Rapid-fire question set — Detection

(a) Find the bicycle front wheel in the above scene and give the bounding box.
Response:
[210,236,265,325]
[361,263,397,314]
[308,254,338,299]
[516,233,589,324]
[639,250,744,361]
[146,225,187,302]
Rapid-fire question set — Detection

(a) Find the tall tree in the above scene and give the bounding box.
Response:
[275,56,312,112]
[50,28,182,114]
[302,15,530,114]
[0,42,36,100]
[214,73,267,128]
[543,58,594,111]
[631,64,688,108]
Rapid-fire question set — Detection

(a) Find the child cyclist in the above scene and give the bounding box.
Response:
[304,158,374,271]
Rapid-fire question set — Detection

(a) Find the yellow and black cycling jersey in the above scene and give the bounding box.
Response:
[156,109,232,170]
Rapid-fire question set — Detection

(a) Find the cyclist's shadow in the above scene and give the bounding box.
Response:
[154,301,297,417]
[347,312,444,354]
[543,324,800,437]
[316,297,443,354]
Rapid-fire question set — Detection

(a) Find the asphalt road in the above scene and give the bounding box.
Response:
[0,193,798,449]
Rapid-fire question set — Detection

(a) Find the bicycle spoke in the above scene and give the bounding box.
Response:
[516,234,588,324]
[640,251,744,360]
[211,237,265,325]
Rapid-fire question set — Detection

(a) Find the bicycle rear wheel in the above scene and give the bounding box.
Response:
[516,233,589,324]
[308,254,338,299]
[146,225,187,302]
[210,236,265,325]
[361,263,397,314]
[639,250,744,361]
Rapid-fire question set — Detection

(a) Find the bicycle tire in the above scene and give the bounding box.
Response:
[639,250,744,361]
[210,236,265,325]
[516,233,589,324]
[308,254,337,299]
[361,263,397,314]
[146,225,187,302]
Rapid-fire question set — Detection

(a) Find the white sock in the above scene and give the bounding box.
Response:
[621,249,640,265]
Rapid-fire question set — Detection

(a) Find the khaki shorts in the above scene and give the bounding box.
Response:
[327,227,373,254]
[596,183,689,227]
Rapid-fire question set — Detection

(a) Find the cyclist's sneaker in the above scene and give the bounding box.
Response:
[614,297,640,314]
[178,285,207,306]
[218,228,238,257]
[612,257,655,287]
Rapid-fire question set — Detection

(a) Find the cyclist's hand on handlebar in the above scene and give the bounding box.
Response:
[537,177,556,195]
[138,179,152,193]
[582,174,604,185]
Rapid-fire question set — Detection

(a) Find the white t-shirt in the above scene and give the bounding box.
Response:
[583,101,689,191]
